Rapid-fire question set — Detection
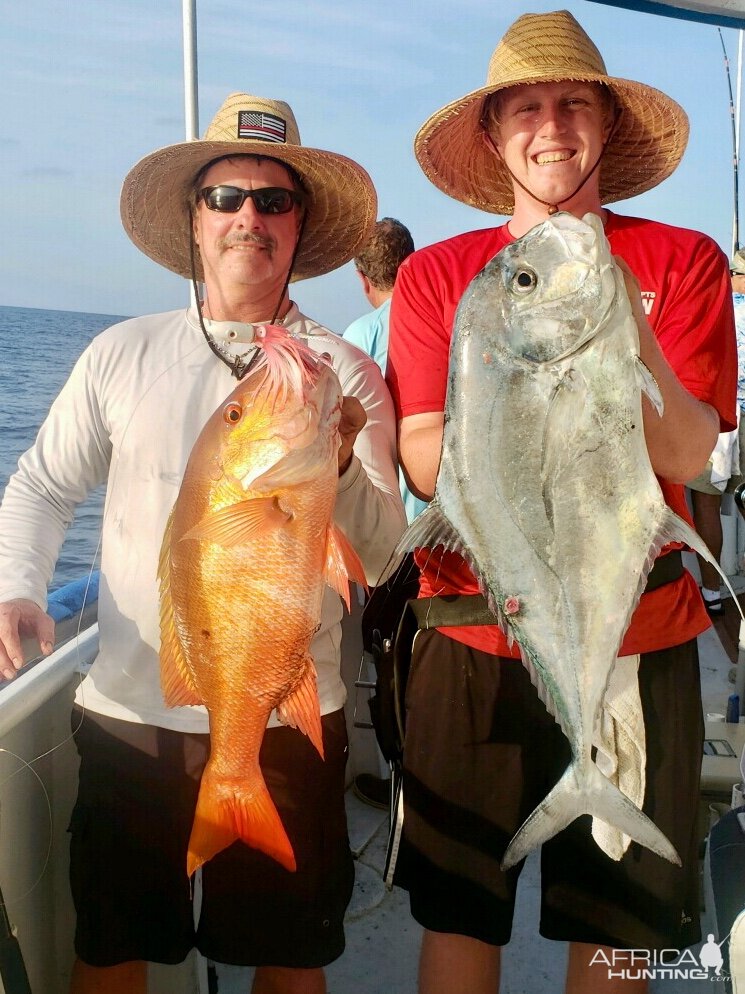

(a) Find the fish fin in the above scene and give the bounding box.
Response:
[325,524,367,610]
[277,655,324,759]
[180,497,291,547]
[157,509,203,707]
[514,641,572,738]
[611,505,745,679]
[393,501,468,560]
[501,759,680,871]
[634,356,664,416]
[250,433,332,492]
[657,508,745,624]
[159,624,203,706]
[187,763,296,876]
[374,503,460,587]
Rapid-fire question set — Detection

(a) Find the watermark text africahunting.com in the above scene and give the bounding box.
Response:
[589,944,729,982]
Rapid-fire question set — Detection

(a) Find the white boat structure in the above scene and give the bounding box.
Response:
[589,0,745,28]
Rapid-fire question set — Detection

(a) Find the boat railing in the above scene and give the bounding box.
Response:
[0,573,99,737]
[0,574,99,994]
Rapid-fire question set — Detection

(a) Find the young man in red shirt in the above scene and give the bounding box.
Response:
[387,10,737,994]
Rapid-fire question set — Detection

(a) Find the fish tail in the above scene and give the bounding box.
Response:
[500,760,680,871]
[186,764,296,876]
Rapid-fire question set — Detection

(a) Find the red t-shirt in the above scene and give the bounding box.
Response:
[387,211,737,656]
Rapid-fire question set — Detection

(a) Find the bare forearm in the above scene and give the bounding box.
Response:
[639,323,719,482]
[399,417,445,501]
[616,256,721,482]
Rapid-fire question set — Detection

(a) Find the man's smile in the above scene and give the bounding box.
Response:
[533,150,575,165]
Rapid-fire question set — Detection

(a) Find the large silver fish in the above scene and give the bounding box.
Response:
[399,211,728,870]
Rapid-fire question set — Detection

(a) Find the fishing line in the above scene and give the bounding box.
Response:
[0,746,53,909]
[5,281,347,904]
[70,337,211,736]
[0,339,213,905]
[718,28,740,253]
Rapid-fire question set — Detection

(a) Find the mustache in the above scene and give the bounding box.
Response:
[219,232,275,252]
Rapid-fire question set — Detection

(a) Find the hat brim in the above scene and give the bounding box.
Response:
[120,139,377,281]
[414,73,689,214]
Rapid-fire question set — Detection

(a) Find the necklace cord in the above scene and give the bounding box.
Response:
[271,209,308,324]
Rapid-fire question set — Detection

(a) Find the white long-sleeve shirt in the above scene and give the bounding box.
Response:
[0,304,406,732]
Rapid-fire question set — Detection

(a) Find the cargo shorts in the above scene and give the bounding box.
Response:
[395,629,703,952]
[68,706,354,968]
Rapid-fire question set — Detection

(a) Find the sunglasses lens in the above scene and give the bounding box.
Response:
[203,187,244,212]
[200,186,299,214]
[253,189,295,214]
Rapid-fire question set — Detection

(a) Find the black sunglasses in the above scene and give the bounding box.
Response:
[199,185,304,215]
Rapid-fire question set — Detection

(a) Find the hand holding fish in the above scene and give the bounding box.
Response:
[0,598,55,680]
[613,254,646,328]
[614,254,719,482]
[338,395,367,475]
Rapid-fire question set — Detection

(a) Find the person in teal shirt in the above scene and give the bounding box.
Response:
[344,218,427,523]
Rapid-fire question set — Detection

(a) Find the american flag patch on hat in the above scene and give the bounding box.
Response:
[237,111,287,143]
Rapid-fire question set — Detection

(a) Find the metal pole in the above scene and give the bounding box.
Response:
[182,0,199,305]
[719,28,740,256]
[183,0,199,141]
[738,30,743,254]
[736,30,743,163]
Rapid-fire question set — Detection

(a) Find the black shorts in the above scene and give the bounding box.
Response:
[396,629,703,951]
[68,706,354,968]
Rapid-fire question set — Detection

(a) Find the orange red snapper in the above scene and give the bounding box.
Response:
[158,326,365,876]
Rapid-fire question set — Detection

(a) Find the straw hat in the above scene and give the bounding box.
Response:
[414,10,689,215]
[120,93,377,281]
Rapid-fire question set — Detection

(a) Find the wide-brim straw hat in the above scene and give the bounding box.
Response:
[414,9,689,215]
[121,93,377,281]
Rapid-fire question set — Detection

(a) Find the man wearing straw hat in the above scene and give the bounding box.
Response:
[387,10,736,994]
[0,94,405,994]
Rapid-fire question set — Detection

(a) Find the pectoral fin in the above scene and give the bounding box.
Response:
[634,356,664,416]
[277,654,324,759]
[157,509,203,707]
[250,431,331,492]
[180,497,291,546]
[393,500,468,560]
[325,524,367,610]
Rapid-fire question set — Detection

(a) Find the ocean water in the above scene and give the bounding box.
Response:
[0,305,129,591]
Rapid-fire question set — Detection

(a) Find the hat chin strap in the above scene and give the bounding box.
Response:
[483,110,620,216]
[188,210,308,380]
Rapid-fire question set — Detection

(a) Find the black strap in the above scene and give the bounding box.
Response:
[643,549,684,591]
[407,550,684,630]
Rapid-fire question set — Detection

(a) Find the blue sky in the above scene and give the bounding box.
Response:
[2,0,743,332]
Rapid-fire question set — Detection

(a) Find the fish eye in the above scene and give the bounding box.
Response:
[511,268,538,295]
[223,402,243,424]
